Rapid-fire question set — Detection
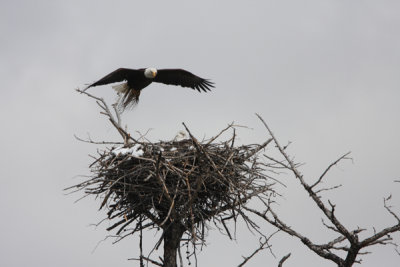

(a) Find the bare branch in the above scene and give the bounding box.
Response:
[76,88,141,145]
[358,198,400,248]
[384,196,400,223]
[314,184,342,194]
[310,152,351,189]
[256,113,355,243]
[244,206,345,265]
[74,134,123,145]
[129,256,163,266]
[278,253,291,267]
[237,231,279,267]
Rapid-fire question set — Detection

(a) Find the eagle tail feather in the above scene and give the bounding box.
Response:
[117,88,141,111]
[112,82,130,94]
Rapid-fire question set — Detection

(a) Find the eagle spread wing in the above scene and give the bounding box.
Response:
[154,69,214,92]
[84,68,142,89]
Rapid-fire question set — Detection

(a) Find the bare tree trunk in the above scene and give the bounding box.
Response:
[163,223,184,267]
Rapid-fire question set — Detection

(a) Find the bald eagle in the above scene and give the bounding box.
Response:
[84,68,214,109]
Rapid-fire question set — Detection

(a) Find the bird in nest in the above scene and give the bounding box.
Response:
[83,67,214,110]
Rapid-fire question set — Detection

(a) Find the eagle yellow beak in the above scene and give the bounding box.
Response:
[152,70,157,78]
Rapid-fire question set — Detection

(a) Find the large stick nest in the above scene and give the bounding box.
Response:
[71,125,274,241]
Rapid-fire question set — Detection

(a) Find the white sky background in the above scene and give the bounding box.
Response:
[1,0,399,266]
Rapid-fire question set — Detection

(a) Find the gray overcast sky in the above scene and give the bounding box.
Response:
[1,0,399,266]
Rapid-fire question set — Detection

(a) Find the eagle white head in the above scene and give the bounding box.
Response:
[174,130,187,141]
[144,67,157,78]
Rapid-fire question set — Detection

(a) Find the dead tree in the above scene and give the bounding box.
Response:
[239,114,400,267]
[68,90,277,267]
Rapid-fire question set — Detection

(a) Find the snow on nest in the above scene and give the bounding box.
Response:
[111,144,144,157]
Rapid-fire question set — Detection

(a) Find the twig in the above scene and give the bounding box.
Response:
[278,253,291,267]
[129,256,163,266]
[238,231,279,267]
[310,152,351,189]
[76,88,141,145]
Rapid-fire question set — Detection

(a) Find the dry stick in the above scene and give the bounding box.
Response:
[358,199,400,248]
[73,134,123,145]
[184,175,197,241]
[159,183,179,227]
[112,103,122,127]
[230,128,236,148]
[237,231,279,267]
[205,122,235,145]
[384,196,400,222]
[245,206,344,264]
[278,253,291,267]
[315,184,343,195]
[178,246,184,267]
[76,88,141,144]
[139,217,145,267]
[319,229,365,251]
[129,256,163,267]
[310,152,351,189]
[220,216,233,240]
[244,139,273,160]
[154,152,172,202]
